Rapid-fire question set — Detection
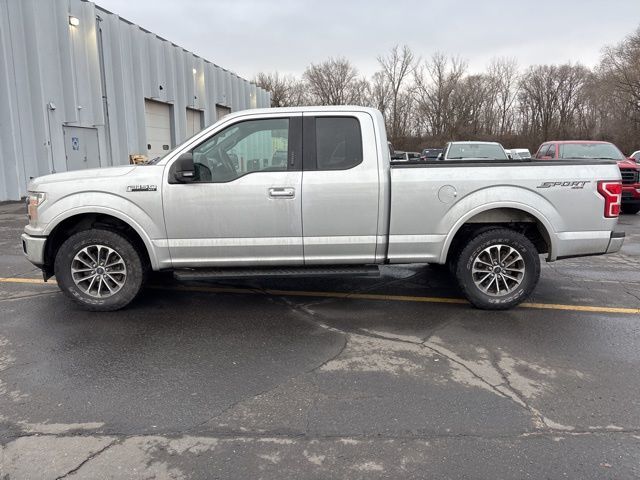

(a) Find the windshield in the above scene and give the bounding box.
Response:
[422,148,442,158]
[558,143,624,160]
[446,143,508,160]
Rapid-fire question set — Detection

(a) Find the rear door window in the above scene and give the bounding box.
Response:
[315,117,363,170]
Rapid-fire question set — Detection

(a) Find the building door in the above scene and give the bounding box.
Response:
[144,99,172,160]
[215,104,231,121]
[63,126,100,171]
[186,108,203,139]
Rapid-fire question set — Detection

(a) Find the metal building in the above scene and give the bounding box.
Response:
[0,0,270,201]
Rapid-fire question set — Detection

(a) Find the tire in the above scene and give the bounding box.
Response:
[621,204,640,215]
[54,229,146,311]
[454,228,540,310]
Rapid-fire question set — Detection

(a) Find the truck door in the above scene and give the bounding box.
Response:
[162,114,303,267]
[301,112,380,264]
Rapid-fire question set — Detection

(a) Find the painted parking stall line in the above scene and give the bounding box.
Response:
[0,277,638,315]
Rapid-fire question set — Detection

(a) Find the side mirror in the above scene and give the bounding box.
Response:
[173,152,195,183]
[437,153,444,160]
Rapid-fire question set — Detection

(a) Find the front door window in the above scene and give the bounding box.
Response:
[191,118,289,182]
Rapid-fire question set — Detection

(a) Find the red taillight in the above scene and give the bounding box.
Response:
[597,181,622,218]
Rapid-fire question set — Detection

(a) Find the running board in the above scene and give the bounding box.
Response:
[173,265,380,281]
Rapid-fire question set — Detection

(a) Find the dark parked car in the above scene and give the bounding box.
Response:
[420,148,443,161]
[391,151,421,162]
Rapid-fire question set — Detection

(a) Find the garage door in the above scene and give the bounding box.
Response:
[186,108,203,139]
[144,99,172,160]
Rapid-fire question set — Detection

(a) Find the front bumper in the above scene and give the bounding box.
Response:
[21,233,47,267]
[606,231,625,254]
[622,184,640,205]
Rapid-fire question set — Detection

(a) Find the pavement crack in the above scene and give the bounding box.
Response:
[186,380,291,433]
[185,294,348,434]
[0,291,60,303]
[54,438,118,479]
[624,289,640,305]
[420,318,455,343]
[7,428,640,444]
[420,341,513,401]
[309,334,348,373]
[349,328,560,432]
[488,352,550,430]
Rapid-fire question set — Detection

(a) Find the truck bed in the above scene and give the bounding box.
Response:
[388,159,621,263]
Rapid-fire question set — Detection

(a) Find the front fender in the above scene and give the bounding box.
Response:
[39,193,167,270]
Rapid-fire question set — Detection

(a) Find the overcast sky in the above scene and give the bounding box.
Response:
[96,0,640,80]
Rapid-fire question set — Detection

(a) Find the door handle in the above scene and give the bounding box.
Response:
[268,187,295,198]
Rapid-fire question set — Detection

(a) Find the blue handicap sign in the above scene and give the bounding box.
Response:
[71,137,80,150]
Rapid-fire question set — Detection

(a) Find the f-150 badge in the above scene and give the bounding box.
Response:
[536,181,590,189]
[127,185,157,192]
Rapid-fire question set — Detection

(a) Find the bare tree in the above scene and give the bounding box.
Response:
[598,27,640,152]
[556,64,590,137]
[254,72,304,107]
[519,65,559,142]
[377,45,417,140]
[451,74,491,138]
[254,24,640,153]
[487,57,520,136]
[367,71,392,114]
[254,72,284,107]
[413,53,467,139]
[303,57,364,105]
[601,27,640,113]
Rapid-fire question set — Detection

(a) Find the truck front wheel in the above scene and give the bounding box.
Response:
[454,228,540,310]
[54,229,146,311]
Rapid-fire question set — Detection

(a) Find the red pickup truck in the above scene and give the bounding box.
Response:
[534,140,640,215]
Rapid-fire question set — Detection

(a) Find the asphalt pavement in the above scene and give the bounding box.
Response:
[0,201,639,479]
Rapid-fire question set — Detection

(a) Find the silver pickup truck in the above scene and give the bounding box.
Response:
[22,107,624,311]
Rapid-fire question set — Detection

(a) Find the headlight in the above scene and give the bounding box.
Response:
[27,192,46,224]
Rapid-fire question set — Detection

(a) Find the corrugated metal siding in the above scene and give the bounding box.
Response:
[0,0,270,200]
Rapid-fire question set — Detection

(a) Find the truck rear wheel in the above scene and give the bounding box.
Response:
[454,228,540,310]
[54,229,146,311]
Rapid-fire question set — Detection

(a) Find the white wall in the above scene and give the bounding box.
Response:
[0,0,270,200]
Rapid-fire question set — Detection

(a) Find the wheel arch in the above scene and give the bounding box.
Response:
[43,210,158,278]
[441,204,556,264]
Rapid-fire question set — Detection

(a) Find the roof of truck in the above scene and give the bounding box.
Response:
[214,106,384,128]
[233,106,380,115]
[544,140,613,144]
[448,141,502,145]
